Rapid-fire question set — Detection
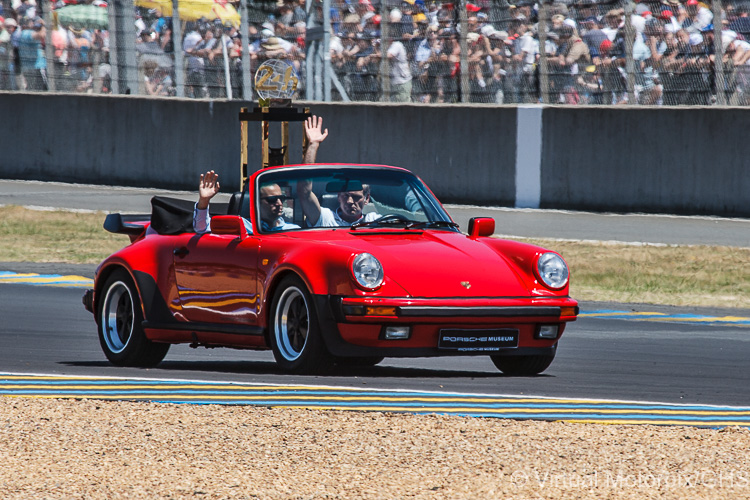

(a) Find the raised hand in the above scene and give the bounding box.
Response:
[197,170,220,210]
[304,115,329,144]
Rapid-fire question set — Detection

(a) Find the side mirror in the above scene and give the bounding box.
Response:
[210,216,249,240]
[468,217,495,238]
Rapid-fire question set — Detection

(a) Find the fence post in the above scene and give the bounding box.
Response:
[108,0,138,94]
[458,0,469,102]
[379,8,390,102]
[172,0,185,98]
[41,0,55,91]
[624,0,636,105]
[241,0,252,100]
[538,1,549,104]
[323,0,331,101]
[713,0,726,105]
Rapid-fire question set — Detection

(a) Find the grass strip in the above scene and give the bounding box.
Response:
[1,206,748,309]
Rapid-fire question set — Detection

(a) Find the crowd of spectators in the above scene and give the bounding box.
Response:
[3,0,750,104]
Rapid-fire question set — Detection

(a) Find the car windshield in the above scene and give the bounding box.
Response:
[254,165,457,233]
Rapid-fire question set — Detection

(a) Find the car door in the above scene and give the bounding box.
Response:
[172,231,260,326]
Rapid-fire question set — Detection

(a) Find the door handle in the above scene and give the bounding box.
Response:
[173,246,190,258]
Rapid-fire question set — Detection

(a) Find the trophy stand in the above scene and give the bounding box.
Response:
[238,60,312,191]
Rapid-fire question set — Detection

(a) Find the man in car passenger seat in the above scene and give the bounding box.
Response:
[192,115,329,234]
[296,180,380,227]
[297,115,380,227]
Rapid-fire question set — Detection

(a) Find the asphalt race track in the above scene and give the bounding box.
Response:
[1,283,750,411]
[1,180,750,425]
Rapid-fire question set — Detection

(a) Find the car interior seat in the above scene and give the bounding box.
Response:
[321,193,339,211]
[227,192,242,215]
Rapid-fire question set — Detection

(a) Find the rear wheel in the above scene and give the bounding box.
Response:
[97,269,169,367]
[490,349,556,376]
[269,276,333,374]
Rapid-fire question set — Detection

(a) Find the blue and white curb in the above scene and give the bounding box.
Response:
[3,271,750,327]
[1,374,749,428]
[0,271,92,288]
[581,309,750,327]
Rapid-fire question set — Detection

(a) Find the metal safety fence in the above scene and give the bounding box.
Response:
[0,0,746,105]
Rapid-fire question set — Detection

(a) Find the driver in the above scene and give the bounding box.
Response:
[257,182,299,231]
[193,172,299,233]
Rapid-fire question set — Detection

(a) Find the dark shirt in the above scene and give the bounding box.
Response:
[583,29,608,57]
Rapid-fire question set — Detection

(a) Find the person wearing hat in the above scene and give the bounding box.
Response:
[505,17,537,103]
[203,20,236,98]
[184,22,216,98]
[414,23,442,102]
[683,0,713,34]
[386,32,413,102]
[576,63,604,103]
[581,16,608,59]
[480,25,510,103]
[549,23,590,103]
[0,17,17,90]
[602,9,623,41]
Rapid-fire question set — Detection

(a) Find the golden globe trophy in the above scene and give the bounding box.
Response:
[238,59,311,189]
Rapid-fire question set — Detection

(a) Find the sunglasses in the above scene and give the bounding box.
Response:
[262,195,288,204]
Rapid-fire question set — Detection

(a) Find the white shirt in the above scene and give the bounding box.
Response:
[387,41,412,84]
[193,204,253,234]
[519,33,538,72]
[313,207,381,227]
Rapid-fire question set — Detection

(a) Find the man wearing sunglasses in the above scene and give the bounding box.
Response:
[257,182,300,231]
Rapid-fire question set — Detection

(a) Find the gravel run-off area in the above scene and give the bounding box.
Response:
[1,398,750,499]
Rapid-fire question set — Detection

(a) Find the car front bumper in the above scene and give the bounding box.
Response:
[314,295,578,358]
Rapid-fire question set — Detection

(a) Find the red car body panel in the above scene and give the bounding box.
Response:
[88,164,578,363]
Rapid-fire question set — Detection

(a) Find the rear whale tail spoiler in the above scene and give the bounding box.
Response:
[103,213,150,236]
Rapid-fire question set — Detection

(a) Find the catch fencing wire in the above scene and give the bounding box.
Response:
[7,0,747,105]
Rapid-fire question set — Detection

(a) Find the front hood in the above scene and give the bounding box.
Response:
[334,230,531,298]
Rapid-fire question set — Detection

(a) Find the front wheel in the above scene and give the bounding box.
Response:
[269,276,333,374]
[490,349,556,376]
[97,269,169,367]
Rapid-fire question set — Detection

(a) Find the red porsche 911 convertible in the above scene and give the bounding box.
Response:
[83,164,578,375]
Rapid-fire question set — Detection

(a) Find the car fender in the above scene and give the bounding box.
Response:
[480,237,571,296]
[259,241,409,327]
[93,238,180,326]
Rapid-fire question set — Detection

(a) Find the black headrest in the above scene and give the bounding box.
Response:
[227,192,242,215]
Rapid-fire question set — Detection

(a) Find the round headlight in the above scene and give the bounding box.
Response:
[352,253,384,289]
[536,252,569,289]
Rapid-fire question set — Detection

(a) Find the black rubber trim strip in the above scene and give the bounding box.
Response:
[142,321,263,336]
[398,306,562,317]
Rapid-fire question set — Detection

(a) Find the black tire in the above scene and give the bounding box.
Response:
[334,356,385,367]
[97,269,169,367]
[269,276,333,374]
[490,349,556,376]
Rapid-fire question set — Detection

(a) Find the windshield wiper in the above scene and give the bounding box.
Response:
[405,220,460,230]
[351,214,418,229]
[351,215,460,231]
